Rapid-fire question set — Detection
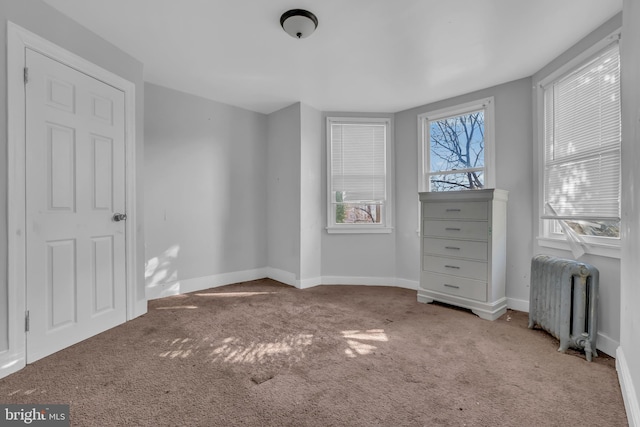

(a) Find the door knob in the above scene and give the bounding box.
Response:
[112,213,127,222]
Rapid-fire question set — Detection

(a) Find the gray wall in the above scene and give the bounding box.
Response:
[394,78,534,302]
[321,112,397,282]
[267,104,301,278]
[144,83,267,293]
[300,104,323,284]
[620,0,640,420]
[531,14,622,354]
[0,0,145,351]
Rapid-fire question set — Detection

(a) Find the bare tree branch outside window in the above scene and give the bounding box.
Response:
[428,110,485,191]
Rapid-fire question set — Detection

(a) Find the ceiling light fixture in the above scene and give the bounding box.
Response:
[280,9,318,39]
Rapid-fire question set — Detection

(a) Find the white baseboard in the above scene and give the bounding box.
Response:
[596,333,619,358]
[321,275,398,287]
[147,270,413,299]
[298,276,322,289]
[617,347,640,427]
[146,267,268,300]
[395,278,419,290]
[265,267,297,288]
[265,268,323,289]
[287,274,417,290]
[0,351,25,381]
[506,297,529,313]
[132,299,148,319]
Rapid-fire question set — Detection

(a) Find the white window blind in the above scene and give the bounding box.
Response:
[330,122,387,203]
[543,41,621,221]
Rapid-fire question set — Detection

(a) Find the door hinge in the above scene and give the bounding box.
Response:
[25,311,29,332]
[23,67,29,84]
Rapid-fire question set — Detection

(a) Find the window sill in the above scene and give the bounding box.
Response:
[537,236,621,259]
[326,226,393,234]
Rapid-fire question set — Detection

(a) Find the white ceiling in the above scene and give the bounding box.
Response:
[43,0,622,114]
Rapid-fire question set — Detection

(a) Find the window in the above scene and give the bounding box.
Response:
[327,117,392,233]
[418,98,495,192]
[540,38,621,242]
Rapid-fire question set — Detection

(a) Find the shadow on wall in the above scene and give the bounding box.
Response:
[145,245,181,297]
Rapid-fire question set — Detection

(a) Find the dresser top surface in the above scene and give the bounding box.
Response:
[419,188,508,203]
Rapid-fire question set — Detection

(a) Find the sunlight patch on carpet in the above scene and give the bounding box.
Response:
[7,388,41,396]
[341,329,388,358]
[194,291,277,298]
[154,334,315,363]
[210,334,313,364]
[158,337,198,359]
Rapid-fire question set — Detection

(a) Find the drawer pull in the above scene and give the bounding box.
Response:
[445,227,461,231]
[444,265,460,269]
[446,209,461,212]
[444,284,460,289]
[444,246,460,250]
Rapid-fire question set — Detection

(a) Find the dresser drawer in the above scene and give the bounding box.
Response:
[423,255,487,280]
[423,238,488,261]
[420,272,487,302]
[422,201,488,220]
[423,219,488,240]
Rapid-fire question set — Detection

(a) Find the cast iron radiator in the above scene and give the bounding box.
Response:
[528,255,599,361]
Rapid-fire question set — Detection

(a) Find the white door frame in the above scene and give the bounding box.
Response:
[3,22,142,378]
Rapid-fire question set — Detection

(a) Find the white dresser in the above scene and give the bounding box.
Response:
[418,189,508,321]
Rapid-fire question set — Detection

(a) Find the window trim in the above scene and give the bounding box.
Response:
[417,97,495,193]
[326,116,394,234]
[535,29,622,254]
[537,236,621,259]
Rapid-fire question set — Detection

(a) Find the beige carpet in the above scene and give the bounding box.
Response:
[0,279,627,426]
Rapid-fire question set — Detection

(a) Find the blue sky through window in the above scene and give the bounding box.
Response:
[428,110,485,191]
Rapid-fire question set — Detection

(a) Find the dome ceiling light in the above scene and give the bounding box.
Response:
[280,9,318,39]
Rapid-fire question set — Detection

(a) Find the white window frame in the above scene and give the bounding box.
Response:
[535,30,622,258]
[326,116,393,234]
[417,97,496,193]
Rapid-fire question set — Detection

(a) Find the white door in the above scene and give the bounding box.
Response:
[25,48,127,363]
